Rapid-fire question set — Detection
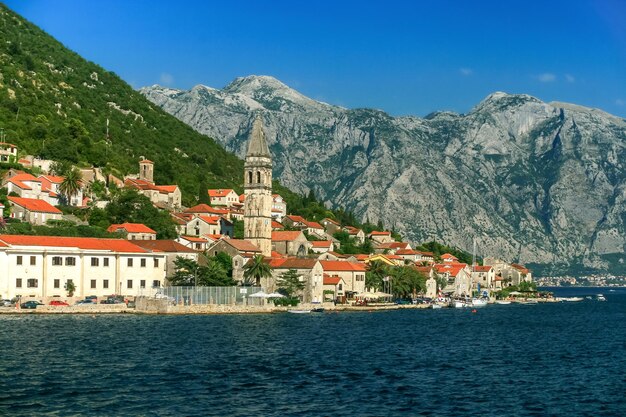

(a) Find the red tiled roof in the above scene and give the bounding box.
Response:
[140,159,153,164]
[355,254,369,261]
[323,275,342,285]
[511,263,530,274]
[286,215,306,224]
[208,189,235,198]
[327,251,346,258]
[305,221,323,229]
[179,236,208,243]
[370,231,391,236]
[272,231,304,242]
[0,235,148,253]
[225,239,261,253]
[198,215,221,225]
[273,258,319,269]
[184,204,227,215]
[39,175,64,184]
[107,223,156,234]
[10,173,40,183]
[396,249,419,255]
[205,234,224,241]
[434,262,468,276]
[271,251,286,258]
[267,257,287,268]
[320,260,367,272]
[312,240,332,248]
[323,218,341,226]
[132,240,197,253]
[418,251,435,257]
[155,185,177,193]
[271,220,284,229]
[441,253,458,260]
[473,265,493,272]
[8,196,62,214]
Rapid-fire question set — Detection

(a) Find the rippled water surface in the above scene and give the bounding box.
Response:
[1,287,625,416]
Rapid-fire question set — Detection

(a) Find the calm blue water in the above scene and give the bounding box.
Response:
[0,287,625,416]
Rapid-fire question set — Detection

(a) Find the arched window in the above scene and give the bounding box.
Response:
[257,171,261,183]
[248,171,252,184]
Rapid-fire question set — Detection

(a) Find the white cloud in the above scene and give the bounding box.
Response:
[616,99,625,106]
[459,68,473,76]
[160,72,174,85]
[537,73,556,82]
[565,74,575,83]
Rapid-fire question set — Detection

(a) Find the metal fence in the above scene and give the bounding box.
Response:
[137,286,265,306]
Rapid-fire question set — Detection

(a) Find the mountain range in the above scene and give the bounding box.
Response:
[141,76,626,275]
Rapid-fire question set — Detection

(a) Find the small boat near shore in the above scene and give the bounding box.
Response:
[558,297,584,302]
[596,294,606,301]
[495,300,511,305]
[430,304,442,309]
[287,309,311,314]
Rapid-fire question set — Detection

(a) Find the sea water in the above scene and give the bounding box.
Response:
[0,287,624,416]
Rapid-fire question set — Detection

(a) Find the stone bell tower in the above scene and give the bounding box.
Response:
[244,115,273,257]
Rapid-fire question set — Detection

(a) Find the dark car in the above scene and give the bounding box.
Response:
[85,295,98,301]
[21,301,44,309]
[75,299,96,305]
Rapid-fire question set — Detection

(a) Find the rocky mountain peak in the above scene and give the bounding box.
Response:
[141,76,626,275]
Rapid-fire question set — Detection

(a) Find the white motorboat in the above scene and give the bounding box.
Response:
[287,309,311,314]
[495,300,511,305]
[596,294,606,301]
[472,298,488,307]
[450,299,468,308]
[430,304,442,309]
[558,297,584,302]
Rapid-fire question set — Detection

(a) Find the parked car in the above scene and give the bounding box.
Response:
[1,299,12,307]
[49,300,69,306]
[21,301,44,309]
[85,295,98,301]
[100,298,123,304]
[75,299,96,305]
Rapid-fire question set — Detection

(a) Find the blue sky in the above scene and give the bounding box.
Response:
[5,0,626,117]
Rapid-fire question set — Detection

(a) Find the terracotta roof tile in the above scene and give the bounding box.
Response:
[107,223,156,234]
[131,240,197,253]
[272,231,304,241]
[8,196,62,214]
[208,189,235,198]
[320,260,367,272]
[0,234,148,253]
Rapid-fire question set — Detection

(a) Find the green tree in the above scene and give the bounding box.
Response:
[243,255,272,286]
[169,256,235,287]
[366,260,388,291]
[64,280,76,297]
[390,266,426,299]
[276,269,305,297]
[214,251,233,278]
[58,166,82,205]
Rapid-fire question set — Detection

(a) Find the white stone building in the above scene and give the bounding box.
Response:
[0,235,166,300]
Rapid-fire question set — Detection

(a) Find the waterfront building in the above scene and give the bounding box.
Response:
[243,116,273,257]
[0,235,166,299]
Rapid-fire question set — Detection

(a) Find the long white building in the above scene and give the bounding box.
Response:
[0,235,166,299]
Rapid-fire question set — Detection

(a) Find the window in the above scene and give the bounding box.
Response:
[140,280,146,288]
[51,256,62,266]
[127,279,133,289]
[153,258,159,268]
[91,280,97,289]
[103,258,109,267]
[54,279,60,289]
[127,258,133,267]
[16,278,22,288]
[257,171,261,183]
[152,280,161,288]
[16,256,22,265]
[103,280,109,289]
[140,258,146,268]
[27,279,38,288]
[338,284,343,290]
[248,171,252,184]
[30,256,36,266]
[91,257,99,267]
[65,257,76,266]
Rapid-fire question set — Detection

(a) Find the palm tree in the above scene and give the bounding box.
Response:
[243,255,272,286]
[59,166,82,206]
[366,260,388,291]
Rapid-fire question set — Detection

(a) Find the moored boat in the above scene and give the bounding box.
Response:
[472,298,488,307]
[596,294,606,301]
[288,309,312,314]
[430,304,442,309]
[495,300,511,305]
